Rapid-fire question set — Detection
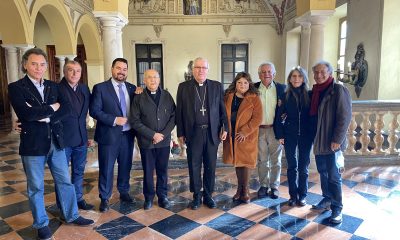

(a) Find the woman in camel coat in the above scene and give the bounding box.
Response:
[223,72,262,203]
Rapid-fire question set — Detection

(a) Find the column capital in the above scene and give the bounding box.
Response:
[1,44,18,51]
[93,11,128,26]
[296,10,335,26]
[55,55,77,61]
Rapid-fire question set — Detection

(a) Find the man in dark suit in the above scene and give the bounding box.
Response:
[254,62,286,199]
[176,57,228,210]
[8,48,93,240]
[130,69,175,210]
[57,60,93,210]
[90,58,136,212]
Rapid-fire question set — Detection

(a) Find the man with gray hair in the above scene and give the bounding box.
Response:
[254,62,286,199]
[176,57,228,210]
[309,60,352,224]
[8,48,94,240]
[57,60,94,210]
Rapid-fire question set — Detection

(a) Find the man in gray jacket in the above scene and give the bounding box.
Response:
[309,61,352,224]
[130,69,176,210]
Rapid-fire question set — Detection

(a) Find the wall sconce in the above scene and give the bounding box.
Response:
[336,43,368,98]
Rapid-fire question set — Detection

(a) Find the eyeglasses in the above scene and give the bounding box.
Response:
[193,66,208,70]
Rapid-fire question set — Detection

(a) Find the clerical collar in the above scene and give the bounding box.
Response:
[195,79,207,86]
[146,87,159,95]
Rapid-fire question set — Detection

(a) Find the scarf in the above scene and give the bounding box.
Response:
[309,76,333,116]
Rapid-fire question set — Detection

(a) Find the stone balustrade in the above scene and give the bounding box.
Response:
[345,100,400,166]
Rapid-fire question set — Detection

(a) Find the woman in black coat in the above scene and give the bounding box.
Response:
[275,66,313,207]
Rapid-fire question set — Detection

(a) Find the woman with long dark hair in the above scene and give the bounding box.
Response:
[275,66,313,207]
[223,72,262,203]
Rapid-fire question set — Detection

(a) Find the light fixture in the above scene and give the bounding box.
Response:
[336,43,368,98]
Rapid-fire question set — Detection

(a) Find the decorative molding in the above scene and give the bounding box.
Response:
[64,0,94,14]
[222,24,231,38]
[218,0,269,14]
[129,0,168,14]
[265,0,286,35]
[128,0,276,28]
[153,25,163,38]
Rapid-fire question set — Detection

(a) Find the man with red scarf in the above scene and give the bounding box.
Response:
[309,61,352,224]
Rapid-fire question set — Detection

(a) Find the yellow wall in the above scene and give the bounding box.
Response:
[94,0,129,19]
[122,24,283,99]
[379,0,400,100]
[296,0,336,17]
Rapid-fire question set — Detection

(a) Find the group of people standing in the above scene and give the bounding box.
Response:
[8,47,351,240]
[220,61,351,226]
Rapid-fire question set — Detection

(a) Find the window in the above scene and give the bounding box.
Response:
[338,18,347,77]
[135,44,163,88]
[221,44,248,89]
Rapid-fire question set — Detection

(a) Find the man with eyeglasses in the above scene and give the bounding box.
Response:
[176,57,228,210]
[255,62,286,200]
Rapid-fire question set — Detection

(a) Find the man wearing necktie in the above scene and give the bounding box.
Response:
[90,58,137,212]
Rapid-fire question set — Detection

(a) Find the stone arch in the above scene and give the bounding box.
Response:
[30,0,76,55]
[0,0,31,44]
[75,14,103,62]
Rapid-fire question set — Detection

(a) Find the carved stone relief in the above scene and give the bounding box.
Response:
[129,0,167,14]
[219,0,268,14]
[129,0,272,15]
[127,0,298,35]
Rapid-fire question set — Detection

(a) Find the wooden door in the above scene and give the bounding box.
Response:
[0,40,10,119]
[75,44,88,85]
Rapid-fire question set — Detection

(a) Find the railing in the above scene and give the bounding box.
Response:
[345,100,400,166]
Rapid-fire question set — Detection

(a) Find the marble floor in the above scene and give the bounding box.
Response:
[0,133,400,240]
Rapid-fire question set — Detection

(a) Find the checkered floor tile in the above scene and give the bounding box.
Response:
[0,133,399,239]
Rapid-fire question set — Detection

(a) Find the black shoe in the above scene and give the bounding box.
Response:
[78,200,94,210]
[37,226,52,240]
[120,193,134,203]
[311,198,331,210]
[203,196,217,209]
[270,188,279,199]
[329,210,342,224]
[158,197,170,209]
[70,216,95,226]
[257,186,268,198]
[288,198,296,206]
[297,199,307,207]
[99,199,110,212]
[144,200,153,210]
[190,195,202,210]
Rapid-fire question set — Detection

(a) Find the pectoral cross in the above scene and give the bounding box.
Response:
[200,106,206,116]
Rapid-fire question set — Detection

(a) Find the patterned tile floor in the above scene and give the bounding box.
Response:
[0,132,400,239]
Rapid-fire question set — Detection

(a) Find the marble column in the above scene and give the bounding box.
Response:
[1,45,20,132]
[296,10,334,84]
[56,55,77,80]
[94,12,128,79]
[55,55,66,80]
[16,44,35,78]
[116,21,125,58]
[295,20,311,71]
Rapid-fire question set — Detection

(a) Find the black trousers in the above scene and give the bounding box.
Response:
[139,146,170,200]
[186,127,219,197]
[98,131,134,200]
